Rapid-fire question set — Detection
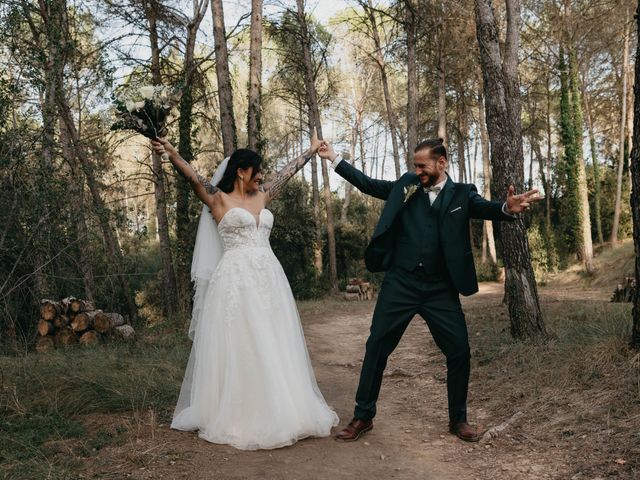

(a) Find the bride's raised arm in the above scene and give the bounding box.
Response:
[151,138,219,206]
[261,130,322,202]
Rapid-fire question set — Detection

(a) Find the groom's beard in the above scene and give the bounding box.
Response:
[419,173,439,187]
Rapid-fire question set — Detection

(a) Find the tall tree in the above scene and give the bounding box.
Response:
[247,0,263,153]
[361,0,402,178]
[581,73,604,245]
[144,0,179,321]
[611,7,631,244]
[295,0,338,293]
[478,86,497,264]
[211,0,237,156]
[405,0,418,170]
[176,0,209,318]
[558,37,594,273]
[475,0,548,340]
[630,1,640,350]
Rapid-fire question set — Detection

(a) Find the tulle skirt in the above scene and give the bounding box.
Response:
[171,246,339,450]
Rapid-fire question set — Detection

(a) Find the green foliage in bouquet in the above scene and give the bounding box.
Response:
[111,84,182,139]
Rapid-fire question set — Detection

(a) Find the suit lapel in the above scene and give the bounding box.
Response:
[372,174,420,239]
[438,176,457,222]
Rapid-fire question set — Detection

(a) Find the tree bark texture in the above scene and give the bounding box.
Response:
[478,87,497,264]
[176,0,209,320]
[364,0,401,178]
[474,0,548,340]
[405,1,418,171]
[247,0,263,153]
[211,0,238,156]
[296,0,338,292]
[611,8,630,244]
[629,2,640,349]
[147,2,179,320]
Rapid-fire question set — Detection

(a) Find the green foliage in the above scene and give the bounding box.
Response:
[269,178,326,299]
[557,46,583,255]
[527,220,558,280]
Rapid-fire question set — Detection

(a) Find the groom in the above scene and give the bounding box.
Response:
[318,138,542,442]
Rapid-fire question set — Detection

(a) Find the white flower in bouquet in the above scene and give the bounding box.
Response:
[139,85,155,100]
[111,82,182,141]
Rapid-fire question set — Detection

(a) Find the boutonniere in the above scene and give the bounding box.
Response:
[403,184,419,203]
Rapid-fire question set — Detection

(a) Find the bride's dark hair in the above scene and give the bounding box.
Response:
[217,148,263,193]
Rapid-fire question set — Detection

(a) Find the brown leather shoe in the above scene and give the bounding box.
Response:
[335,418,373,442]
[449,422,482,442]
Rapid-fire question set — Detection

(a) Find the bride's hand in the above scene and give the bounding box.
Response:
[151,137,177,158]
[309,128,322,155]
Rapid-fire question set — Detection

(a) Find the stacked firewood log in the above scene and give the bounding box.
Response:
[36,297,135,352]
[611,277,636,303]
[343,278,375,301]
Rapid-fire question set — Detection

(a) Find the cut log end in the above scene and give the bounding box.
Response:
[94,312,113,333]
[55,327,78,347]
[79,330,100,346]
[37,319,55,337]
[40,300,62,321]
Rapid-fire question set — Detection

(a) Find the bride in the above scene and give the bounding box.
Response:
[151,133,338,450]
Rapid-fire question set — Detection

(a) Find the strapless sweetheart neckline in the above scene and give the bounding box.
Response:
[218,207,268,229]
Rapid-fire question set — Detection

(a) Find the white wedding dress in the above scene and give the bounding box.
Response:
[171,207,339,450]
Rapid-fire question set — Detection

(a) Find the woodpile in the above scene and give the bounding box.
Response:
[611,277,636,303]
[35,297,135,352]
[343,278,375,301]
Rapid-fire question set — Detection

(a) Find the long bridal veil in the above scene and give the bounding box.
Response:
[173,157,228,426]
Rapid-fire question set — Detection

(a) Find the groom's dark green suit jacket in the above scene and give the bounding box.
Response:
[335,160,515,296]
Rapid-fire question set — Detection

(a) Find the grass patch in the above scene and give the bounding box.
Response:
[0,328,190,479]
[468,299,639,478]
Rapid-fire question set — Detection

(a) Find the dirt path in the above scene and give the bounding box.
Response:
[84,283,596,480]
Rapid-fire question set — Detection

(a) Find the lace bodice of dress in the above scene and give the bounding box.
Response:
[217,208,273,251]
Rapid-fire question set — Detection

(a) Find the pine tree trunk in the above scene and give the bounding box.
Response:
[364,0,401,178]
[438,40,447,145]
[611,8,630,245]
[247,0,263,153]
[341,127,358,223]
[475,0,547,340]
[568,48,594,272]
[405,2,418,171]
[630,2,640,349]
[296,0,338,293]
[456,91,466,183]
[581,76,604,244]
[544,72,553,229]
[211,0,237,156]
[478,86,497,264]
[147,5,179,321]
[176,1,209,321]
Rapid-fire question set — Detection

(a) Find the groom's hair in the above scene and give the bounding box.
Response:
[415,138,447,159]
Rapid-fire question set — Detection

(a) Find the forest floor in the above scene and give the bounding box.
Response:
[2,242,638,480]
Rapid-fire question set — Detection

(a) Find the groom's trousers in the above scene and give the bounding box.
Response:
[354,264,470,425]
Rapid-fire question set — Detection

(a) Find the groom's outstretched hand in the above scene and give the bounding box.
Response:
[318,141,338,162]
[505,185,544,214]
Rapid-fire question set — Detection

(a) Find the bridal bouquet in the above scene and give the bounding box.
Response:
[111,84,181,140]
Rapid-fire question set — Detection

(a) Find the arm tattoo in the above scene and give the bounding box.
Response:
[194,172,219,195]
[176,157,218,196]
[264,150,314,201]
